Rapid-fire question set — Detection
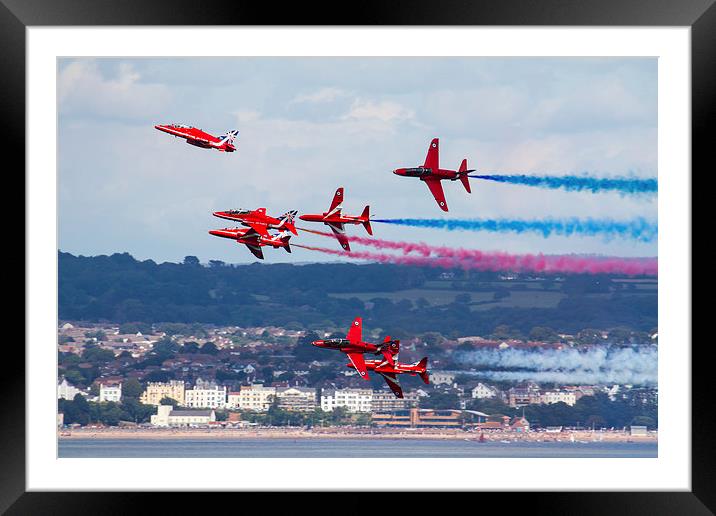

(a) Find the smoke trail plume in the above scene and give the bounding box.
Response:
[373,217,657,243]
[454,346,657,386]
[470,174,658,195]
[297,228,658,276]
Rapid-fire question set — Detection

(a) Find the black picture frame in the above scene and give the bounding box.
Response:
[5,0,708,512]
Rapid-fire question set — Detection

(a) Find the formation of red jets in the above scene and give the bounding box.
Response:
[154,124,446,395]
[155,124,473,258]
[312,316,430,398]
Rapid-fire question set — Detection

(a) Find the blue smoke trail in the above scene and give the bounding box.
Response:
[372,217,658,242]
[470,174,657,195]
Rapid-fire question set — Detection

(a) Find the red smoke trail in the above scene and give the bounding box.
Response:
[296,228,657,276]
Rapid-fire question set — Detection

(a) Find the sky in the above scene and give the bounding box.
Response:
[57,57,657,264]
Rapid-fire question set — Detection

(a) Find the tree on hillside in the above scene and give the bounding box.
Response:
[122,377,143,399]
[183,256,200,266]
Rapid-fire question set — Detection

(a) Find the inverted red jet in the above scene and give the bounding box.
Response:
[213,208,298,236]
[312,317,396,379]
[155,123,238,152]
[298,187,371,251]
[393,138,474,211]
[347,350,430,399]
[209,227,291,260]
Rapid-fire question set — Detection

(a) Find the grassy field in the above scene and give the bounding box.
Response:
[328,288,565,310]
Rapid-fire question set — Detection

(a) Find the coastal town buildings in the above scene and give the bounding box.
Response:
[99,382,122,403]
[321,388,372,413]
[184,378,227,409]
[430,371,456,386]
[507,384,542,408]
[371,390,420,412]
[471,383,498,399]
[276,387,317,412]
[140,380,186,406]
[226,384,276,412]
[57,377,86,400]
[151,405,216,427]
[541,390,578,406]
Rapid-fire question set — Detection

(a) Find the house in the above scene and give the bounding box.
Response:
[429,371,456,386]
[57,377,86,400]
[510,416,530,432]
[99,382,122,403]
[540,390,577,407]
[471,383,497,399]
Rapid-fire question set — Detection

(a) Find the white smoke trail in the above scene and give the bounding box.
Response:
[454,345,658,386]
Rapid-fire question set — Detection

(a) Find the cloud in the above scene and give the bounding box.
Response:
[58,59,172,120]
[342,99,415,123]
[291,87,349,104]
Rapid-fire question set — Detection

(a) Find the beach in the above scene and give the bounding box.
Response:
[58,427,657,443]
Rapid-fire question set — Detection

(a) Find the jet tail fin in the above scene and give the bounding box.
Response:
[278,210,298,235]
[217,130,239,146]
[280,232,292,253]
[417,357,430,384]
[361,206,373,235]
[458,159,471,193]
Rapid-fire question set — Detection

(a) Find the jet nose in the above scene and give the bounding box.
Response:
[393,168,404,176]
[209,230,223,237]
[312,340,324,347]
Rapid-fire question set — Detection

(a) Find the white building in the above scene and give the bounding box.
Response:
[321,388,372,413]
[430,371,456,386]
[541,390,577,407]
[184,378,227,409]
[226,384,276,412]
[57,377,85,400]
[151,405,216,427]
[276,387,317,412]
[99,383,122,403]
[471,383,497,399]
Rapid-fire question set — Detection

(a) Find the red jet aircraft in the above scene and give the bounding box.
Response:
[298,187,372,251]
[209,227,291,260]
[312,316,397,379]
[393,138,474,211]
[347,350,430,399]
[213,208,298,236]
[155,124,238,152]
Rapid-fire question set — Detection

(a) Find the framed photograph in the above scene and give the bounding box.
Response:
[7,0,708,511]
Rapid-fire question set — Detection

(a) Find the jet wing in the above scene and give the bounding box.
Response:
[328,223,350,251]
[347,316,362,343]
[379,372,404,398]
[244,243,264,260]
[423,177,448,212]
[346,352,369,380]
[246,222,270,237]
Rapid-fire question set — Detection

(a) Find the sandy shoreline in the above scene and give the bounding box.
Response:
[58,428,657,443]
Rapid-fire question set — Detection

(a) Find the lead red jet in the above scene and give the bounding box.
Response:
[213,208,298,236]
[155,123,239,152]
[298,187,371,251]
[312,316,397,379]
[347,350,430,398]
[209,227,291,260]
[393,138,474,211]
